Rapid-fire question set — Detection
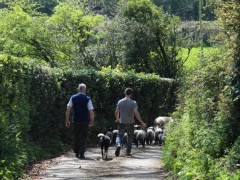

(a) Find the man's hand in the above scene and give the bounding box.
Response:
[65,121,70,128]
[89,120,94,127]
[141,122,147,129]
[65,106,71,128]
[115,118,120,123]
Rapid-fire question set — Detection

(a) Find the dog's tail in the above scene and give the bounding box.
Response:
[98,133,104,137]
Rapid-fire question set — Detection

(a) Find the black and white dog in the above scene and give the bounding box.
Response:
[98,133,111,160]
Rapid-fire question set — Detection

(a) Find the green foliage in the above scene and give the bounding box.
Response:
[96,0,190,78]
[0,55,67,179]
[66,0,120,17]
[0,0,61,15]
[162,47,239,179]
[62,66,176,125]
[0,55,176,179]
[0,1,104,68]
[47,2,104,67]
[182,47,219,68]
[152,0,215,21]
[178,21,221,47]
[121,0,184,78]
[162,0,240,175]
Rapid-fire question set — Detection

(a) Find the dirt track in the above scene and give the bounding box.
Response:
[24,145,171,180]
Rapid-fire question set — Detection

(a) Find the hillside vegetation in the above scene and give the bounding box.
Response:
[1,0,240,180]
[183,47,218,68]
[162,1,240,179]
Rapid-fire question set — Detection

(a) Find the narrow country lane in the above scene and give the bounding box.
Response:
[25,145,171,180]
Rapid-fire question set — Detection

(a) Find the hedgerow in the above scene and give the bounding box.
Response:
[0,55,176,179]
[162,47,240,179]
[162,1,240,179]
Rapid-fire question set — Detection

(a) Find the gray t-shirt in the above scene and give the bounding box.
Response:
[116,98,138,124]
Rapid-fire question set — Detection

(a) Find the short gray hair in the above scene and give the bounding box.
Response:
[78,83,86,90]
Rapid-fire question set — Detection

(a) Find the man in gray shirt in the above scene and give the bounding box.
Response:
[115,87,146,156]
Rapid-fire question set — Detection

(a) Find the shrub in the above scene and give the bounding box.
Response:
[162,47,240,179]
[58,67,177,142]
[0,56,176,179]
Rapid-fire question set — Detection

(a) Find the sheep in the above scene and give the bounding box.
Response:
[135,129,147,148]
[112,129,118,145]
[134,125,142,130]
[148,126,154,130]
[158,132,165,146]
[154,128,163,145]
[133,130,139,145]
[104,127,114,144]
[146,128,154,145]
[97,133,111,160]
[121,132,127,146]
[154,116,173,128]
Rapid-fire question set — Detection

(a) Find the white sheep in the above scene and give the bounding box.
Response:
[133,130,139,145]
[112,129,118,145]
[135,130,147,148]
[154,128,163,145]
[146,128,154,145]
[154,116,173,128]
[121,132,127,146]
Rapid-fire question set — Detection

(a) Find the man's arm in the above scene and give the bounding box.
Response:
[115,108,120,123]
[89,109,94,127]
[134,109,146,128]
[65,106,72,128]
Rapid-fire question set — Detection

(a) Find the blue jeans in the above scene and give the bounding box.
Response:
[116,123,134,152]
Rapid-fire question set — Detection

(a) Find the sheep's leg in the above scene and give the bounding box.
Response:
[155,137,158,145]
[146,137,149,145]
[143,139,145,148]
[105,149,108,160]
[104,145,108,160]
[135,139,138,148]
[101,143,104,159]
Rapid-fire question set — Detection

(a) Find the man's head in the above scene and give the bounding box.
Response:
[124,87,133,96]
[78,83,86,93]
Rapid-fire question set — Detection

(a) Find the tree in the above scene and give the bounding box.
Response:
[152,0,215,21]
[99,0,191,78]
[65,0,120,17]
[0,3,60,67]
[0,1,104,67]
[46,2,104,67]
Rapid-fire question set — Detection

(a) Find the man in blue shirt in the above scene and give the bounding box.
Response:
[65,83,94,158]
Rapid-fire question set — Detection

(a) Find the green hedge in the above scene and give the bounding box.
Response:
[0,56,67,179]
[0,56,176,179]
[162,48,240,179]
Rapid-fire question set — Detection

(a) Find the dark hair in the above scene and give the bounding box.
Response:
[125,88,133,95]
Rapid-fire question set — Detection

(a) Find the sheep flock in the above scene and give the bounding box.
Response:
[97,116,172,160]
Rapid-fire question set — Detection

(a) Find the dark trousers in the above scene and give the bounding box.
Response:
[73,122,89,155]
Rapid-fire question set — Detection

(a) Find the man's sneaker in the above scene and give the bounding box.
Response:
[115,146,121,157]
[126,153,132,156]
[126,151,132,156]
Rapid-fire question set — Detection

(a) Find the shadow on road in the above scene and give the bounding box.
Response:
[26,145,171,180]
